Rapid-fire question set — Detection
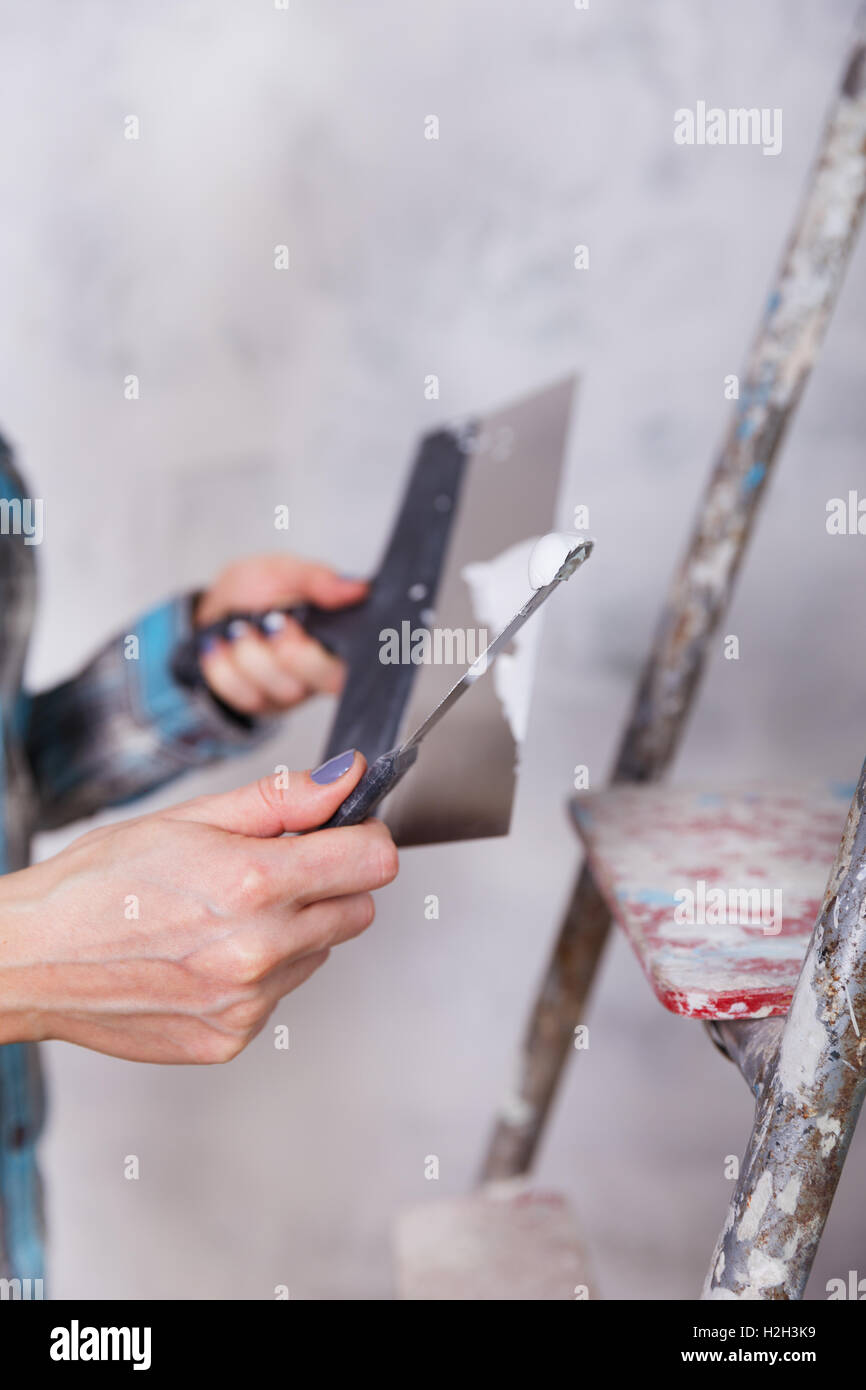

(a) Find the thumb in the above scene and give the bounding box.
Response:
[168,749,366,837]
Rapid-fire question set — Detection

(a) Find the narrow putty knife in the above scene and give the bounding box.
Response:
[322,538,593,828]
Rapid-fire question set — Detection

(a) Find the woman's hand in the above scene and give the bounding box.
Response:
[0,751,396,1063]
[195,555,368,715]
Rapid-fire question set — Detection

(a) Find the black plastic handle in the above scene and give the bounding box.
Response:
[320,744,419,828]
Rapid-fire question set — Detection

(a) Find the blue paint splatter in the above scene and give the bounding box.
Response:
[742,462,765,492]
[830,781,857,801]
[630,888,679,907]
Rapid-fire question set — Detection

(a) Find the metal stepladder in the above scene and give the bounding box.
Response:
[478,14,866,1299]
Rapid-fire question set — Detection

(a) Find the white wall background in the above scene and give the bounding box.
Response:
[0,0,864,1298]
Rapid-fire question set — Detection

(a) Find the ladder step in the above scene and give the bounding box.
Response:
[571,784,849,1020]
[395,1181,593,1300]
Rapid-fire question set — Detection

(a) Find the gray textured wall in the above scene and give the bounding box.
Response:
[1,0,864,1298]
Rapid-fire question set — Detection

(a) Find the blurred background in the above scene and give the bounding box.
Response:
[0,0,864,1298]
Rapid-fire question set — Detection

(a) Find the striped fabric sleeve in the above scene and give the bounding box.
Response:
[24,593,273,831]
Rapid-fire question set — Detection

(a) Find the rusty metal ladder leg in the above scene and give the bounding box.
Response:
[480,15,866,1184]
[703,764,866,1298]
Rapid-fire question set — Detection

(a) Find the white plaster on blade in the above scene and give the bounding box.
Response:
[461,537,542,745]
[528,531,576,589]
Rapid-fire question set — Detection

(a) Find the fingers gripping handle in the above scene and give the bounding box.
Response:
[171,603,316,687]
[322,745,419,828]
[172,594,379,688]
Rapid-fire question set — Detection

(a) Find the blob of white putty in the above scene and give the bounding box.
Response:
[528,531,581,590]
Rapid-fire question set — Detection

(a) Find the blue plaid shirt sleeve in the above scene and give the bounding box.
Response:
[24,592,271,830]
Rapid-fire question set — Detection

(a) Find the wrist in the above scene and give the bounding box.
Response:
[0,1004,42,1046]
[0,871,44,1045]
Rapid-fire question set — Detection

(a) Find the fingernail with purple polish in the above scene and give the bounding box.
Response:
[311,749,356,784]
[261,610,288,636]
[226,619,251,642]
[199,634,222,655]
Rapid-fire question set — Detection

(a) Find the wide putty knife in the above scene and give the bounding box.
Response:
[172,377,579,844]
[322,539,593,828]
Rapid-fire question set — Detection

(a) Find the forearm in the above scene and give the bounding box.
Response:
[25,594,271,830]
